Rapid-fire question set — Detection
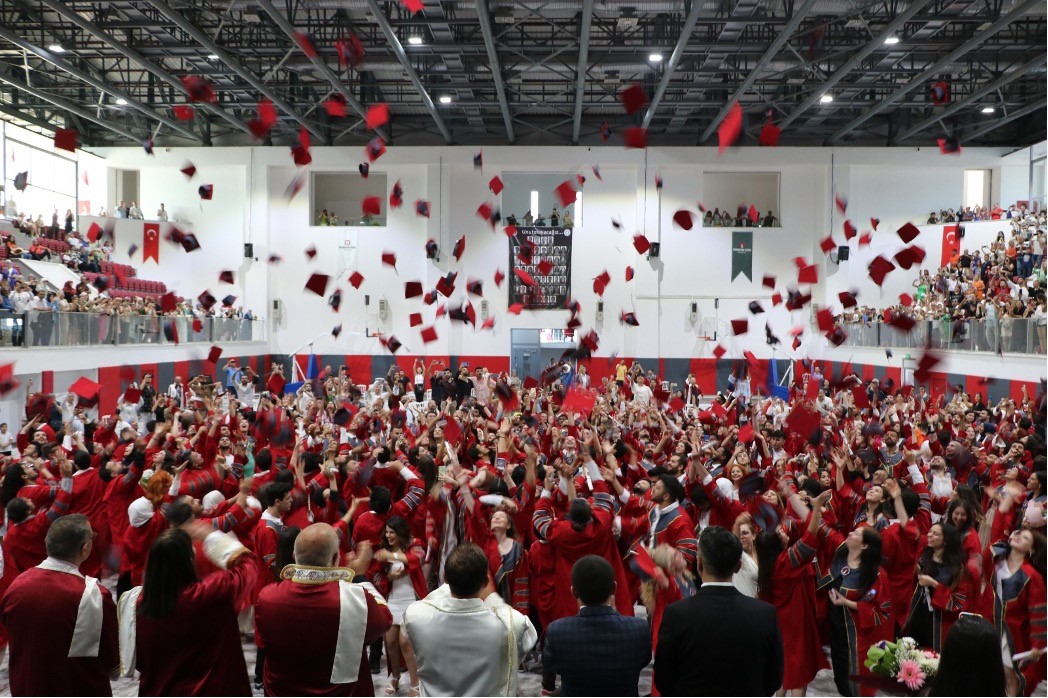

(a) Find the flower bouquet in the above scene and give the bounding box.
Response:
[857,637,940,695]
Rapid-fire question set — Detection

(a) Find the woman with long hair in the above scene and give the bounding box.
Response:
[817,525,894,697]
[929,613,1007,696]
[758,488,832,696]
[732,515,759,598]
[904,522,971,651]
[123,525,258,696]
[946,495,985,583]
[371,515,425,696]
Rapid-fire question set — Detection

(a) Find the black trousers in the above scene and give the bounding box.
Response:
[827,603,855,697]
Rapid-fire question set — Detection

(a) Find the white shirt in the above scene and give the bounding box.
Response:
[156,208,168,222]
[632,383,653,407]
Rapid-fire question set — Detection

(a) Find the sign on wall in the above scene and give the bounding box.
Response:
[731,231,753,281]
[508,226,572,309]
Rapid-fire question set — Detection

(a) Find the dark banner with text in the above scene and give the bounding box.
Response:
[731,231,753,281]
[508,226,572,309]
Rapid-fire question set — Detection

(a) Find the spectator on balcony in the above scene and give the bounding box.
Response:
[115,201,129,219]
[523,210,534,226]
[761,210,778,227]
[157,204,168,222]
[129,202,143,220]
[928,211,940,224]
[63,209,74,235]
[562,209,574,228]
[550,207,560,227]
[97,206,108,217]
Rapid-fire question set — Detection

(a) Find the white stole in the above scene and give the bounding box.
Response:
[117,586,143,678]
[332,581,369,684]
[37,558,103,658]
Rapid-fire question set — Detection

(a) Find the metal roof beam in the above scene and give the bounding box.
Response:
[698,0,819,143]
[254,0,388,142]
[829,0,1042,143]
[569,0,594,144]
[892,55,1047,142]
[641,0,703,130]
[779,0,938,130]
[476,0,516,144]
[147,0,326,143]
[958,98,1046,142]
[359,0,452,143]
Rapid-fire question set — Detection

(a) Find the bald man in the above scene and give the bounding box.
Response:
[255,524,392,696]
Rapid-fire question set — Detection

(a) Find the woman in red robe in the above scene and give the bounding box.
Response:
[127,525,258,696]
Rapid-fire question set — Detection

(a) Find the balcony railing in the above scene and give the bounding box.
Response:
[0,311,264,348]
[839,318,1046,355]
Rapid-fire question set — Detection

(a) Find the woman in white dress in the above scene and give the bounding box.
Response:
[372,516,426,696]
[732,516,760,597]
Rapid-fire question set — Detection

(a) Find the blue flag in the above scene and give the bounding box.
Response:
[767,359,790,401]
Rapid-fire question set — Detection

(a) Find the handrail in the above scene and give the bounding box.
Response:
[0,310,264,348]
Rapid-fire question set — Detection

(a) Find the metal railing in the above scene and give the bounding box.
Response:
[839,318,1047,355]
[0,311,263,347]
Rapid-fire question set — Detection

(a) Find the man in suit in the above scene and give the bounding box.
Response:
[654,526,783,697]
[543,555,651,696]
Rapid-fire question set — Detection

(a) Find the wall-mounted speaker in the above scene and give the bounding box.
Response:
[648,242,661,258]
[244,243,254,258]
[837,245,850,261]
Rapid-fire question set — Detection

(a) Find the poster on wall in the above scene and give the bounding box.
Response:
[731,231,753,281]
[508,226,572,309]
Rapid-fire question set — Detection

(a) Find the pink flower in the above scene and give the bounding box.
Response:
[897,659,927,690]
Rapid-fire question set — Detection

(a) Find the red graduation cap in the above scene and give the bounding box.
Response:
[758,121,781,147]
[467,279,483,297]
[592,165,602,181]
[381,251,397,269]
[436,272,457,297]
[390,180,404,208]
[514,269,538,286]
[899,293,913,307]
[172,105,195,121]
[420,326,438,344]
[324,96,347,118]
[305,273,330,296]
[349,271,365,289]
[473,151,483,169]
[930,81,950,106]
[415,200,431,218]
[748,205,759,222]
[305,245,318,261]
[894,245,926,270]
[142,138,154,155]
[816,308,835,333]
[717,100,743,154]
[619,84,648,115]
[198,184,213,200]
[292,130,312,166]
[0,363,19,397]
[577,174,586,188]
[53,128,78,152]
[938,136,961,155]
[625,266,635,281]
[798,264,818,285]
[180,161,196,179]
[442,417,463,445]
[366,137,386,162]
[839,290,858,308]
[180,234,201,253]
[537,259,554,276]
[489,176,504,195]
[844,220,857,240]
[409,313,423,327]
[600,122,612,141]
[163,319,179,344]
[748,300,764,315]
[69,376,101,403]
[494,382,519,410]
[712,344,727,359]
[554,180,577,207]
[851,385,871,409]
[197,291,217,311]
[182,75,216,102]
[819,235,836,254]
[326,289,341,312]
[366,103,389,130]
[913,350,942,382]
[160,292,178,313]
[731,318,748,335]
[508,303,524,315]
[494,269,505,287]
[332,323,343,338]
[737,422,755,444]
[834,194,848,214]
[381,335,403,354]
[762,274,776,289]
[826,326,848,347]
[222,294,237,308]
[400,0,424,12]
[623,127,648,149]
[293,31,319,57]
[404,281,423,298]
[633,234,651,255]
[452,236,466,261]
[785,404,821,443]
[86,222,102,243]
[335,33,366,68]
[771,292,783,306]
[503,225,517,238]
[620,311,639,327]
[562,388,598,415]
[207,345,223,364]
[870,217,880,231]
[593,269,611,296]
[673,210,695,230]
[362,195,381,217]
[867,255,896,286]
[897,223,920,244]
[219,270,235,284]
[887,313,916,333]
[858,232,872,247]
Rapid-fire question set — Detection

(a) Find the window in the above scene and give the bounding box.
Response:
[310,172,388,227]
[701,172,781,227]
[501,173,579,228]
[963,169,990,209]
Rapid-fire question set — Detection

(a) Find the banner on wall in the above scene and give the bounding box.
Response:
[940,224,959,266]
[508,226,572,309]
[143,222,160,263]
[731,231,753,281]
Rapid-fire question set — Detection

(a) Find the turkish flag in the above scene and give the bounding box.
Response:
[143,222,160,263]
[940,224,960,267]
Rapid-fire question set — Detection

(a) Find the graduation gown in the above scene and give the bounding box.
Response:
[0,562,119,696]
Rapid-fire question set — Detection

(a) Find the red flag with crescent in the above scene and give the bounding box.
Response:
[940,224,959,267]
[143,222,160,263]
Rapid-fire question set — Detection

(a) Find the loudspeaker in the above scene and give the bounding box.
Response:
[837,245,850,261]
[244,243,254,258]
[648,242,661,258]
[958,225,966,238]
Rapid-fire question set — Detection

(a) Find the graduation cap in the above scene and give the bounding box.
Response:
[336,33,366,68]
[731,318,748,335]
[380,335,403,354]
[248,99,278,139]
[366,137,386,162]
[593,270,611,296]
[452,236,466,261]
[327,289,342,312]
[494,268,505,287]
[894,245,926,270]
[182,75,216,102]
[930,81,950,106]
[816,308,836,333]
[86,222,102,242]
[197,290,217,311]
[537,259,554,276]
[425,240,439,261]
[825,326,848,348]
[365,103,389,130]
[673,210,696,230]
[851,385,871,409]
[870,217,880,231]
[180,161,196,179]
[404,281,423,299]
[625,266,635,282]
[349,271,365,289]
[0,363,19,397]
[304,273,330,296]
[765,322,780,346]
[819,235,836,254]
[52,128,77,153]
[142,138,154,155]
[332,406,352,426]
[748,300,764,315]
[633,234,651,255]
[623,127,648,149]
[127,242,139,257]
[838,290,858,308]
[834,194,848,214]
[611,218,623,230]
[517,240,536,265]
[304,245,318,261]
[172,105,195,121]
[554,181,578,207]
[591,164,603,181]
[867,255,896,287]
[293,31,319,57]
[913,350,942,382]
[292,128,312,166]
[748,205,759,222]
[436,272,457,297]
[563,388,598,415]
[69,376,101,404]
[415,200,431,218]
[358,163,370,178]
[785,288,812,311]
[620,311,639,327]
[600,122,613,141]
[13,171,28,192]
[207,345,223,365]
[761,274,776,289]
[198,184,213,200]
[858,232,872,247]
[158,292,178,314]
[362,195,381,217]
[938,136,961,154]
[899,293,913,307]
[717,101,743,154]
[163,319,179,344]
[406,313,422,328]
[772,292,783,306]
[843,220,857,240]
[420,326,438,343]
[324,96,347,118]
[785,404,821,444]
[887,312,916,333]
[473,150,483,169]
[467,279,483,297]
[218,270,235,285]
[424,291,437,305]
[798,264,818,285]
[897,223,920,244]
[179,234,201,253]
[390,180,404,208]
[619,84,648,115]
[508,303,524,315]
[758,121,781,147]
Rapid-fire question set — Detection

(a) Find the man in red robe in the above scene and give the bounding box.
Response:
[0,513,119,696]
[255,523,392,696]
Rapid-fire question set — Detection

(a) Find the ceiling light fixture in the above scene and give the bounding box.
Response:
[883,36,900,45]
[439,95,452,104]
[981,106,995,114]
[820,94,834,104]
[115,98,128,106]
[407,36,423,46]
[648,53,663,62]
[48,43,65,53]
[207,54,219,60]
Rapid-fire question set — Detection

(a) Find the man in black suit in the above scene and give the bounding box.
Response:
[654,526,784,697]
[543,555,651,696]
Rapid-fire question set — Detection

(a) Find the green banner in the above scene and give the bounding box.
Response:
[731,231,753,281]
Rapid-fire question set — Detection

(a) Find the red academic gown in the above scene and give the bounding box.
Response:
[70,468,111,578]
[255,579,393,697]
[0,565,119,696]
[135,553,259,696]
[123,505,169,586]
